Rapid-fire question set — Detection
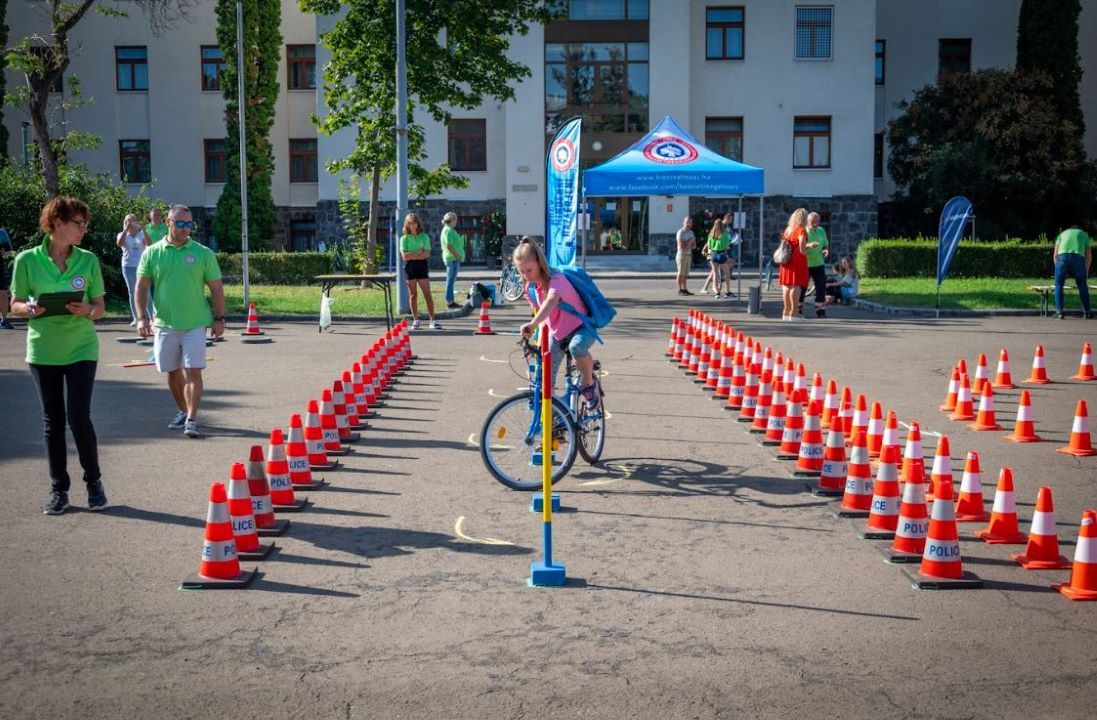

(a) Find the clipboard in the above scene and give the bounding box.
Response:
[34,291,85,316]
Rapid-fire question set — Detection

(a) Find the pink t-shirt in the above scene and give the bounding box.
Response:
[530,272,587,340]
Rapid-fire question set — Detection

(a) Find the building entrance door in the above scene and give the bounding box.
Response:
[586,197,648,254]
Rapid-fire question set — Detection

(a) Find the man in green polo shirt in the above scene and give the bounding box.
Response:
[146,207,169,244]
[804,212,830,318]
[135,204,225,438]
[1052,225,1092,319]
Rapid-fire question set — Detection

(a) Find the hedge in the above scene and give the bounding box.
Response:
[856,236,1053,278]
[215,252,333,285]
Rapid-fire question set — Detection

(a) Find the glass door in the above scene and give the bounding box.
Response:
[588,196,647,253]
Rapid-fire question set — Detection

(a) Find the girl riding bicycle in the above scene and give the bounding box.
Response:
[515,237,601,411]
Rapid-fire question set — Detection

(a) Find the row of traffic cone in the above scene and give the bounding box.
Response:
[181,322,414,588]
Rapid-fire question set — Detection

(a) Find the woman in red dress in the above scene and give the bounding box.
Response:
[778,208,809,321]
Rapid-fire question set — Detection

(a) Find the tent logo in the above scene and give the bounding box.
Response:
[643,136,698,165]
[550,138,576,172]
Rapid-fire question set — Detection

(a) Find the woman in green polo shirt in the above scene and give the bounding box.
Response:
[400,212,439,329]
[10,196,108,516]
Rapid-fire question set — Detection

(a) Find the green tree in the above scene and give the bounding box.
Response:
[885,68,1093,238]
[299,0,555,273]
[1017,0,1084,137]
[0,0,9,162]
[211,0,280,251]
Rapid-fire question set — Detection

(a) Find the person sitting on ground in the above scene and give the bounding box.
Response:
[826,257,859,304]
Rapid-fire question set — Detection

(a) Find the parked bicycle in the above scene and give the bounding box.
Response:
[499,260,524,303]
[480,336,606,490]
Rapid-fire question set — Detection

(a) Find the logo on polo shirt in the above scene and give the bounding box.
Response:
[642,136,698,165]
[185,255,197,265]
[71,276,86,290]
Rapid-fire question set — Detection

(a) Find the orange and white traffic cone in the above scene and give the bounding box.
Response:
[705,333,722,390]
[333,380,361,443]
[227,461,273,559]
[1052,510,1097,601]
[714,340,734,399]
[1011,486,1071,570]
[992,348,1015,389]
[783,358,796,390]
[694,332,712,384]
[725,347,746,411]
[811,425,847,497]
[1005,389,1041,442]
[179,481,255,589]
[793,399,825,476]
[474,301,495,335]
[749,371,775,433]
[866,401,884,458]
[809,371,824,404]
[954,451,989,522]
[1071,342,1096,381]
[240,303,273,344]
[248,445,289,536]
[836,386,854,437]
[1058,400,1097,456]
[761,346,775,377]
[910,479,982,588]
[1023,344,1052,385]
[738,363,761,423]
[972,353,989,395]
[969,383,1003,431]
[793,362,808,395]
[849,394,869,445]
[878,410,900,468]
[860,445,901,539]
[949,373,976,421]
[833,431,873,517]
[666,318,678,357]
[286,414,326,489]
[885,457,929,562]
[304,399,336,470]
[341,370,365,429]
[977,467,1028,544]
[899,421,925,486]
[267,429,307,511]
[939,366,960,412]
[821,379,839,430]
[762,378,788,445]
[777,389,806,460]
[319,389,348,455]
[349,364,371,422]
[927,434,953,501]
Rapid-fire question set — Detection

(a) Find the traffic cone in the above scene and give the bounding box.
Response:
[860,445,901,540]
[810,425,847,497]
[694,331,711,384]
[1057,400,1097,457]
[761,346,775,377]
[349,363,372,421]
[714,340,733,399]
[179,482,256,589]
[267,429,307,511]
[240,303,273,344]
[793,400,825,476]
[331,380,361,443]
[762,377,788,445]
[1011,486,1071,569]
[286,414,326,489]
[899,421,925,486]
[954,451,990,522]
[749,371,775,434]
[939,366,960,412]
[820,379,839,430]
[884,457,929,563]
[227,461,273,559]
[738,363,761,423]
[927,434,952,501]
[793,363,808,395]
[783,358,796,390]
[836,386,854,437]
[832,431,873,517]
[704,333,722,390]
[1023,345,1052,385]
[666,318,678,357]
[992,348,1015,389]
[686,327,700,375]
[949,373,976,421]
[1053,510,1097,600]
[849,394,869,444]
[977,467,1028,544]
[341,370,365,429]
[878,410,901,468]
[247,445,289,536]
[866,401,884,458]
[908,479,982,588]
[972,353,989,394]
[956,357,968,376]
[777,389,805,459]
[1005,390,1041,442]
[304,399,337,470]
[725,347,746,411]
[1071,342,1096,381]
[809,372,824,404]
[968,383,1003,431]
[320,388,348,455]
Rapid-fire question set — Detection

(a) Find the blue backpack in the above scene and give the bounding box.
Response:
[529,266,616,343]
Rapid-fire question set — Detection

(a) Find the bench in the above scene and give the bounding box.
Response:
[1028,284,1097,316]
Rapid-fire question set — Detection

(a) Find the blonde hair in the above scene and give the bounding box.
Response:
[512,236,552,286]
[402,212,423,236]
[785,208,808,234]
[707,218,725,239]
[122,214,137,231]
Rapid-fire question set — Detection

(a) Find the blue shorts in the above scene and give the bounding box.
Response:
[553,329,596,360]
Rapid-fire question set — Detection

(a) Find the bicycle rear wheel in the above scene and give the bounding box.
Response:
[500,264,524,302]
[572,378,606,464]
[480,391,578,490]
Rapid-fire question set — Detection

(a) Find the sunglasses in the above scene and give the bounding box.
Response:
[173,220,195,229]
[70,219,90,230]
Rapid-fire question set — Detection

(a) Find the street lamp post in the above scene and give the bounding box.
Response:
[395,0,409,315]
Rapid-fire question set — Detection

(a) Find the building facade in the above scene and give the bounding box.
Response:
[4,0,1095,263]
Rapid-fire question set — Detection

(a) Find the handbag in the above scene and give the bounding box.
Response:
[773,236,792,266]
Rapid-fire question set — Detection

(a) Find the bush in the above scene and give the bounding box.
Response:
[856,237,1053,278]
[215,252,333,284]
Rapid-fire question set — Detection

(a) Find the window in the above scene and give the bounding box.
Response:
[287,45,316,90]
[794,6,833,60]
[201,46,224,92]
[874,39,886,85]
[119,140,151,183]
[289,139,318,182]
[563,0,648,20]
[204,139,226,183]
[938,38,971,76]
[448,119,487,172]
[30,47,64,93]
[873,132,884,179]
[545,42,649,135]
[706,7,745,60]
[705,117,743,162]
[793,116,830,168]
[290,217,317,251]
[115,46,148,91]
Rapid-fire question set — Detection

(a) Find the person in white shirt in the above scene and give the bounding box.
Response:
[115,214,152,326]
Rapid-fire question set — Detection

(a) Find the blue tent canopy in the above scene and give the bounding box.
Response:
[582,115,764,197]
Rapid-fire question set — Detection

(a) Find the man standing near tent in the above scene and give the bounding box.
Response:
[675,216,696,295]
[1052,224,1092,319]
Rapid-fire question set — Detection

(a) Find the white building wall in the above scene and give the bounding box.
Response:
[648,1,694,235]
[503,26,548,238]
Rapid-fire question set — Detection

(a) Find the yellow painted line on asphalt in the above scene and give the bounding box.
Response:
[577,462,633,487]
[479,356,508,363]
[454,516,515,546]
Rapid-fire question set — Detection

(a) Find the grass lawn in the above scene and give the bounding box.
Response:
[858,277,1068,310]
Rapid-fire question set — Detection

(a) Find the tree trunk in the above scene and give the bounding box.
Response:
[365,165,381,275]
[29,88,59,196]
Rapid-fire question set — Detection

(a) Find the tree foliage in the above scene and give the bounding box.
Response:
[211,0,281,252]
[0,0,9,161]
[885,68,1095,238]
[299,0,555,272]
[1017,0,1084,136]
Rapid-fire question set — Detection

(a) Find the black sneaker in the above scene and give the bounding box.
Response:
[43,491,69,515]
[816,309,827,318]
[447,302,461,309]
[1086,311,1095,319]
[86,482,108,511]
[678,289,689,296]
[0,318,14,329]
[1053,311,1067,319]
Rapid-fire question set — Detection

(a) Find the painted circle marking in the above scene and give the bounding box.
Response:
[454,516,515,546]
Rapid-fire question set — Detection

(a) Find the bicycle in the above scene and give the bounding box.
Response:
[499,258,524,303]
[480,336,607,490]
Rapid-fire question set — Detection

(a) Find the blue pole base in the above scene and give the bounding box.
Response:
[530,452,556,467]
[529,561,567,586]
[530,493,561,512]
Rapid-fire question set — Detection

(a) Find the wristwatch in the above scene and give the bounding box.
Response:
[213,316,226,322]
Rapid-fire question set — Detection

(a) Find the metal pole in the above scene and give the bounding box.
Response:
[758,195,765,284]
[236,2,250,311]
[736,196,743,300]
[394,0,409,314]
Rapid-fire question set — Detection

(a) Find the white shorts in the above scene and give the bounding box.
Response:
[154,327,208,372]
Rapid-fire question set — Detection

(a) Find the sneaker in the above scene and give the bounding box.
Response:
[1053,311,1067,319]
[791,315,806,323]
[677,289,689,296]
[446,302,461,309]
[816,309,827,318]
[581,383,601,411]
[411,319,421,329]
[168,410,188,429]
[0,318,14,329]
[128,319,138,327]
[43,491,69,515]
[429,320,441,330]
[86,482,108,511]
[1086,311,1095,319]
[714,293,722,299]
[183,419,200,438]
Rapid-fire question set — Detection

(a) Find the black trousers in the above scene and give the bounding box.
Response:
[28,360,101,493]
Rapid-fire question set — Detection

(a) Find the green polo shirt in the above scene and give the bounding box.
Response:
[805,227,829,267]
[11,237,104,365]
[146,222,169,244]
[1056,228,1090,256]
[400,232,431,255]
[440,226,465,263]
[707,231,730,253]
[137,238,221,330]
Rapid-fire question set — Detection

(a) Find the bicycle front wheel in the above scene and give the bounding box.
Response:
[480,391,578,490]
[501,265,525,302]
[572,381,607,464]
